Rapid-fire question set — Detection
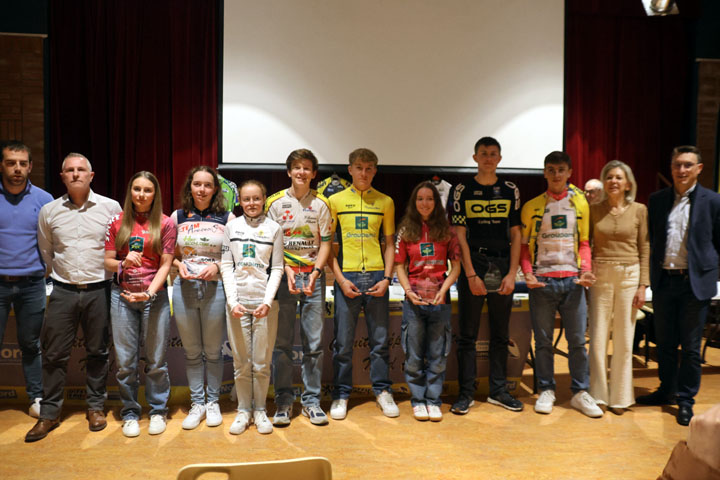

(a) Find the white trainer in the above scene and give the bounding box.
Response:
[148,414,166,435]
[205,401,223,427]
[534,390,556,414]
[253,410,273,434]
[229,411,250,435]
[182,403,206,430]
[272,404,292,426]
[571,391,604,418]
[330,399,348,420]
[28,397,41,418]
[122,419,140,438]
[376,391,399,418]
[413,404,429,421]
[427,404,443,422]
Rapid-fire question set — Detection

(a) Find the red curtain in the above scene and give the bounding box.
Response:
[565,0,693,203]
[49,0,218,212]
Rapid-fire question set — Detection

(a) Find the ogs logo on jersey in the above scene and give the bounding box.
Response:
[465,199,511,218]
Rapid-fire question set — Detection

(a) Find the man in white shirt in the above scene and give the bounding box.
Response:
[25,153,121,442]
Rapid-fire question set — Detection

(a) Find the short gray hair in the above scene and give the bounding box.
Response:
[61,152,92,172]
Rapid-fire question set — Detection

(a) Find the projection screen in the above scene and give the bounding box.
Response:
[222,0,564,171]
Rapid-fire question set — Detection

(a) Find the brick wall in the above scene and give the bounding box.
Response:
[0,34,45,189]
[696,59,720,189]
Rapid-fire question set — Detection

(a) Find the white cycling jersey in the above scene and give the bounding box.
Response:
[220,213,284,309]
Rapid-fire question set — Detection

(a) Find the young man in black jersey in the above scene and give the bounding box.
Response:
[448,136,523,414]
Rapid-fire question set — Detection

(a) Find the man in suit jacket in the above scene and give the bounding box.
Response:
[639,145,720,426]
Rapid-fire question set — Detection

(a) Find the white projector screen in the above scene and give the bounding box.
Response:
[222,0,564,170]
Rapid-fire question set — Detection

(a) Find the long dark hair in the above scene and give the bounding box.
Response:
[397,181,451,243]
[179,165,226,214]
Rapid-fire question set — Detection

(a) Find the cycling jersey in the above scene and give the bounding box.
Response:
[265,188,331,268]
[171,208,232,279]
[329,186,395,272]
[220,213,283,308]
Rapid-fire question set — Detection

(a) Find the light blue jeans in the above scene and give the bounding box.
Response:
[332,270,391,398]
[529,276,590,393]
[172,278,226,405]
[401,300,452,407]
[272,273,326,407]
[110,287,171,420]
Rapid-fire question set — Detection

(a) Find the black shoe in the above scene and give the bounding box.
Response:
[488,392,524,412]
[450,396,475,415]
[677,405,693,426]
[636,390,676,406]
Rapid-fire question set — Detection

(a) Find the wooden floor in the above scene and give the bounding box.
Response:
[2,343,720,480]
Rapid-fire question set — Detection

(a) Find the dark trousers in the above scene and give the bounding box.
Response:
[456,265,512,398]
[653,272,709,407]
[39,283,111,419]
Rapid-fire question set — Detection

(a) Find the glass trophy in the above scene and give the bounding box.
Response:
[483,260,503,293]
[413,277,440,303]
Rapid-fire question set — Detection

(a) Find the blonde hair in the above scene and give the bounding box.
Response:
[599,160,637,203]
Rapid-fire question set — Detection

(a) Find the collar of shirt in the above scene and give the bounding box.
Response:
[546,187,569,201]
[674,182,697,201]
[0,180,32,203]
[62,189,97,209]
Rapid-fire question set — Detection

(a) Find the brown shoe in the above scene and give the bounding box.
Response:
[25,418,60,442]
[87,409,107,432]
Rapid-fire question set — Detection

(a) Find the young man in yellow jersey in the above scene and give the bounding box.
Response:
[328,148,398,420]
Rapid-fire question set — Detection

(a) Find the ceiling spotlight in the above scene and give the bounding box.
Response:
[641,0,679,16]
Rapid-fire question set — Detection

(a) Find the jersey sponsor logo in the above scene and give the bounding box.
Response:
[551,215,567,229]
[420,242,435,257]
[355,215,368,230]
[284,225,314,239]
[465,199,511,217]
[242,244,256,258]
[281,209,294,221]
[129,236,144,252]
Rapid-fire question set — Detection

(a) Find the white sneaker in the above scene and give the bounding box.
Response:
[253,410,273,434]
[148,414,166,435]
[122,419,140,438]
[182,403,206,430]
[376,391,399,418]
[273,404,292,426]
[427,404,443,422]
[571,391,604,418]
[205,401,223,427]
[330,399,348,420]
[412,404,429,421]
[229,411,250,435]
[28,397,41,418]
[535,390,556,414]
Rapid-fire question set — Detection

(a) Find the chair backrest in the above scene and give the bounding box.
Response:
[177,457,332,480]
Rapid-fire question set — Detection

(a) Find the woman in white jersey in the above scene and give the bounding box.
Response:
[172,166,234,430]
[220,180,284,434]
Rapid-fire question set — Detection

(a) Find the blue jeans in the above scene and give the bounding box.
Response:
[0,276,45,399]
[401,300,452,406]
[653,272,709,407]
[529,276,590,393]
[332,270,391,398]
[110,287,171,420]
[272,273,325,407]
[172,278,226,405]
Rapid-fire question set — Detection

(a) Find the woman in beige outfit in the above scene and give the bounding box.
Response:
[589,160,650,414]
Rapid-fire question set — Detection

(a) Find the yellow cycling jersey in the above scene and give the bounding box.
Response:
[329,186,395,272]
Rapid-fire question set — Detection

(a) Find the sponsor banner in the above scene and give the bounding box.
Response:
[1,297,531,403]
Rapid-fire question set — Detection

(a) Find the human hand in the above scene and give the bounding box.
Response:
[405,290,429,305]
[253,304,270,318]
[194,263,218,281]
[340,279,362,298]
[366,278,390,297]
[497,273,516,296]
[575,271,596,288]
[468,275,487,296]
[123,251,143,268]
[231,304,247,318]
[524,273,546,289]
[632,286,646,309]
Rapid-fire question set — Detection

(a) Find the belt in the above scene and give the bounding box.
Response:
[663,269,689,276]
[473,247,509,257]
[288,265,315,273]
[54,279,111,292]
[0,275,43,283]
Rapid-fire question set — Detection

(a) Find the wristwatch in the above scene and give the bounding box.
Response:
[313,267,323,275]
[383,276,392,283]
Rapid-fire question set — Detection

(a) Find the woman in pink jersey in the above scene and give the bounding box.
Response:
[104,171,176,438]
[395,181,461,422]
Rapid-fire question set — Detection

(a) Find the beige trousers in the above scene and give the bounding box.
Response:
[226,301,279,412]
[589,262,639,408]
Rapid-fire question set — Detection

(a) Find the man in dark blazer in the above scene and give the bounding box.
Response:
[638,145,720,426]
